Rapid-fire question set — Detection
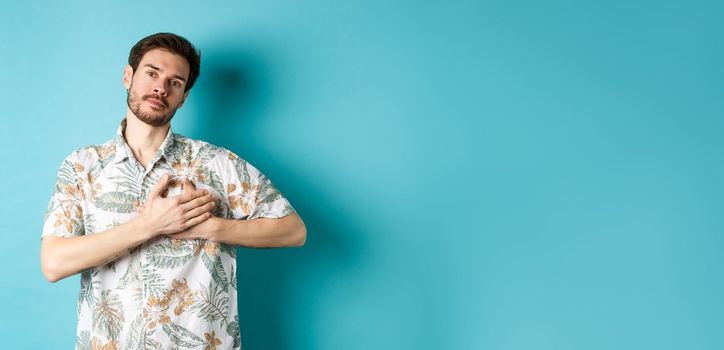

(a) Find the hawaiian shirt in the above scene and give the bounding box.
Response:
[42,119,295,350]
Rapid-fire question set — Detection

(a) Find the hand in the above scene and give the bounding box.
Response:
[166,179,222,241]
[140,174,215,237]
[167,215,222,241]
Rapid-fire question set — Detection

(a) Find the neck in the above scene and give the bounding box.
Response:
[123,112,170,162]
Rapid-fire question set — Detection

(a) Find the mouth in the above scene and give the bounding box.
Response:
[145,97,166,109]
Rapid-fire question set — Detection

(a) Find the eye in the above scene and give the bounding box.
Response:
[171,80,181,87]
[146,71,157,78]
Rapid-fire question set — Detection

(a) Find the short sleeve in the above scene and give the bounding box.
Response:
[224,153,296,220]
[41,158,86,238]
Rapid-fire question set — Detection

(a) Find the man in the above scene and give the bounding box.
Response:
[40,33,306,350]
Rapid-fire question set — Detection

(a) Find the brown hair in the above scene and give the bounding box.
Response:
[128,33,201,92]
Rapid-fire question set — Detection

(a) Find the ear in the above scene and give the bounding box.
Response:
[122,64,134,89]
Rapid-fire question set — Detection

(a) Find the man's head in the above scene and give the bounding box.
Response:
[123,33,201,127]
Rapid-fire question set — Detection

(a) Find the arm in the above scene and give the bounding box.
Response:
[40,174,215,282]
[169,213,306,248]
[167,177,306,248]
[41,218,153,283]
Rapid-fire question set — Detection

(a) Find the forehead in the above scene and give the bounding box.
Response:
[138,48,190,78]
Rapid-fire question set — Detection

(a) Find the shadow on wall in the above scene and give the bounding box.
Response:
[189,45,363,350]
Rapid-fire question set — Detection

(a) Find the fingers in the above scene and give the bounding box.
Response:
[181,194,214,211]
[149,174,170,199]
[184,200,215,221]
[183,211,211,228]
[176,188,209,204]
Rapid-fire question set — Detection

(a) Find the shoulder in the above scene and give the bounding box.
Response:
[172,133,249,166]
[52,138,116,184]
[59,138,117,170]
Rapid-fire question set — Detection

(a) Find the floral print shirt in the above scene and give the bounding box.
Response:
[42,119,295,350]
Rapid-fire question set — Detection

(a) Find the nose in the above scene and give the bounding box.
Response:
[153,82,168,97]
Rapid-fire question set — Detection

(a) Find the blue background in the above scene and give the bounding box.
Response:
[1,1,723,349]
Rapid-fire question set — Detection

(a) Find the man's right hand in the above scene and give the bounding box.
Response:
[140,173,215,236]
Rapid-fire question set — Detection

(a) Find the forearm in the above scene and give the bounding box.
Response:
[211,213,306,248]
[40,217,154,282]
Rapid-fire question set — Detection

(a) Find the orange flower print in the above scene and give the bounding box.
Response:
[81,172,103,202]
[62,183,85,201]
[228,182,259,215]
[96,144,115,161]
[204,331,222,350]
[164,279,195,316]
[54,204,82,233]
[90,337,119,350]
[203,241,220,257]
[73,162,85,173]
[143,295,171,330]
[170,158,207,185]
[170,238,185,248]
[190,239,219,257]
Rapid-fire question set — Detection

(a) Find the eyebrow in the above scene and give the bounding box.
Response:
[143,63,187,82]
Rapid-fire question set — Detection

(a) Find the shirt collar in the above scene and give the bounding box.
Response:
[110,118,178,165]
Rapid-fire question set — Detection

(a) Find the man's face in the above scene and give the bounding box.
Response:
[123,49,191,127]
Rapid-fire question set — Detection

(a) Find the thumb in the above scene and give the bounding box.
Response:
[150,173,170,199]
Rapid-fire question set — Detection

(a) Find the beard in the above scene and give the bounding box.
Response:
[126,83,179,127]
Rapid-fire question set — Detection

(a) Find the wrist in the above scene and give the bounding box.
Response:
[133,215,158,240]
[208,217,226,241]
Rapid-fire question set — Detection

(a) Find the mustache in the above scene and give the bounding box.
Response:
[143,94,167,107]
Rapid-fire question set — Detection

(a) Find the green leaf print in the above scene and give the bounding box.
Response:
[196,143,220,164]
[201,253,228,293]
[259,189,282,204]
[229,263,237,291]
[220,243,237,259]
[76,330,91,350]
[147,241,194,269]
[141,263,166,298]
[125,314,143,349]
[162,322,205,348]
[200,166,225,196]
[232,158,251,184]
[108,160,143,199]
[117,252,141,290]
[92,290,125,340]
[83,212,97,234]
[144,337,163,350]
[227,315,240,348]
[78,270,100,310]
[95,192,136,213]
[191,281,229,326]
[166,137,192,163]
[57,159,77,187]
[127,314,164,350]
[257,175,283,204]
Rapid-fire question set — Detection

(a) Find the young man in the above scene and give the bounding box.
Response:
[40,33,306,350]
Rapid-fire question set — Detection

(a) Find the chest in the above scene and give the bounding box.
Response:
[78,159,228,233]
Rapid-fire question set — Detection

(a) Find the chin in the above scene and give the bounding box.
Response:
[135,113,171,127]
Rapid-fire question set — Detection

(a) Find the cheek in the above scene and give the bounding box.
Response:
[130,76,152,92]
[168,94,185,107]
